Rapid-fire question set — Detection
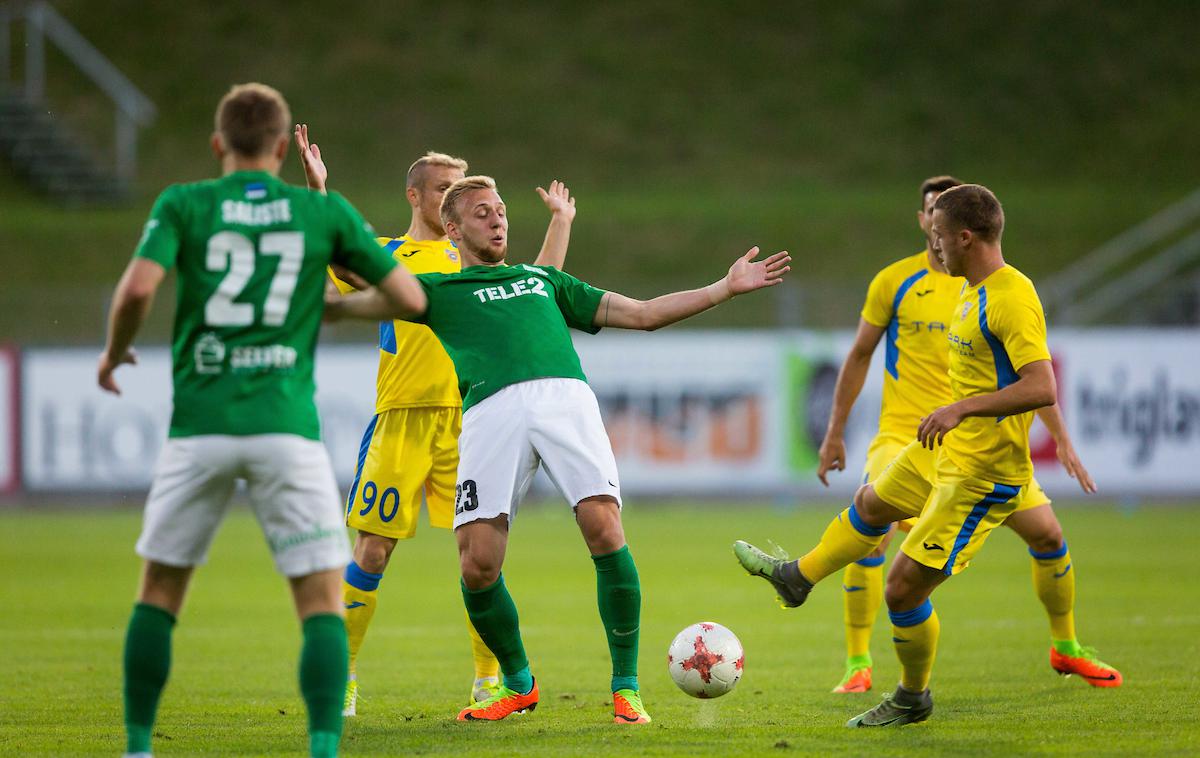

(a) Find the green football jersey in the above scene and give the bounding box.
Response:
[414,263,606,412]
[134,170,397,439]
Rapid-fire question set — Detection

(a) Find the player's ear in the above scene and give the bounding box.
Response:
[210,132,226,161]
[272,133,290,163]
[406,185,420,209]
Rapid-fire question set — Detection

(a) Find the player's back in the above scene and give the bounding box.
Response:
[137,170,391,440]
[944,264,1050,484]
[861,251,959,440]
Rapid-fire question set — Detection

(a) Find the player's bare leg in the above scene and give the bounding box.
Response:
[575,496,650,724]
[1005,505,1122,686]
[456,517,538,721]
[847,553,945,727]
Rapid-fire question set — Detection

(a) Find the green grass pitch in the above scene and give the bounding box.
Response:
[2,501,1198,756]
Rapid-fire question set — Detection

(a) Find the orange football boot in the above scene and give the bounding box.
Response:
[833,665,873,694]
[1050,646,1123,687]
[457,678,540,721]
[613,689,652,724]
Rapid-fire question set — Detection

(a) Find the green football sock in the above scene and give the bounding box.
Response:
[462,575,532,693]
[593,545,641,693]
[123,602,176,754]
[299,614,347,758]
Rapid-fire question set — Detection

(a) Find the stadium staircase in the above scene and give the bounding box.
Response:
[0,1,154,204]
[0,88,127,202]
[1042,187,1200,325]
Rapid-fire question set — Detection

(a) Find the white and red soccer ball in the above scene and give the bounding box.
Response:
[667,621,744,698]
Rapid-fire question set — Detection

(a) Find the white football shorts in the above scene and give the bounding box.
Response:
[453,377,621,528]
[136,434,351,577]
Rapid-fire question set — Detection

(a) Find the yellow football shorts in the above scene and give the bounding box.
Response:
[863,434,1050,533]
[345,406,461,540]
[870,439,1029,575]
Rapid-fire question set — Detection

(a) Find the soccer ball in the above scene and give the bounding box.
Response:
[667,622,744,698]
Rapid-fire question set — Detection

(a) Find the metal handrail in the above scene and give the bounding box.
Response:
[1,0,156,180]
[1042,186,1200,321]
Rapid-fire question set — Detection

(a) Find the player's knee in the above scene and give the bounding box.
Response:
[459,551,501,590]
[1026,521,1064,556]
[854,484,887,524]
[883,571,923,611]
[353,533,396,573]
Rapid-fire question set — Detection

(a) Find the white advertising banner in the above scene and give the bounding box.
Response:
[0,347,17,493]
[17,329,1200,496]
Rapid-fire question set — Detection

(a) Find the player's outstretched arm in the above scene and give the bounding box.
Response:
[324,267,427,322]
[594,246,790,331]
[1036,404,1098,493]
[817,319,885,486]
[917,360,1057,449]
[533,180,576,269]
[294,123,328,193]
[97,258,166,395]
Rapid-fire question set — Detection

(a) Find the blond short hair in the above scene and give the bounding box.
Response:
[214,83,291,157]
[440,175,498,227]
[407,151,469,189]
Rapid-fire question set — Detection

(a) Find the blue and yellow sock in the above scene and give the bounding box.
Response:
[342,561,382,676]
[890,599,940,692]
[1029,542,1080,655]
[798,505,889,584]
[843,554,885,662]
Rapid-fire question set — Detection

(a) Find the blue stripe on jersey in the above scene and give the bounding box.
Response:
[943,483,1020,575]
[382,238,404,254]
[346,414,380,517]
[977,286,1019,390]
[885,269,930,380]
[379,321,397,354]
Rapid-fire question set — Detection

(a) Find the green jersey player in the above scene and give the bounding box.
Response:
[98,83,424,758]
[326,175,791,725]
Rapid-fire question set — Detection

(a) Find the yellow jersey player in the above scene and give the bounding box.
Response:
[294,126,577,715]
[813,177,1119,694]
[736,184,1101,727]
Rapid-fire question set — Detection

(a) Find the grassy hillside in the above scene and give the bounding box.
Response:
[3,2,1198,340]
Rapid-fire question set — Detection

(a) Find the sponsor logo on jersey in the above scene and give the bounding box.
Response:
[472,277,549,303]
[243,182,267,200]
[447,251,459,261]
[231,344,298,372]
[194,332,226,374]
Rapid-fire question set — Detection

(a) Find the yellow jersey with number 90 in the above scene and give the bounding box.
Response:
[943,264,1050,485]
[331,235,462,411]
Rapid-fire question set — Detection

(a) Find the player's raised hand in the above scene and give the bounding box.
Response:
[536,180,576,222]
[816,433,847,487]
[1055,438,1098,494]
[725,247,791,296]
[97,348,138,395]
[294,123,328,192]
[917,403,965,449]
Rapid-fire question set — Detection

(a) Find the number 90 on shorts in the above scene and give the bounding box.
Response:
[344,407,461,539]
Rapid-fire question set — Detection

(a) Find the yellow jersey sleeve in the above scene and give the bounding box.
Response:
[860,267,895,328]
[982,284,1051,373]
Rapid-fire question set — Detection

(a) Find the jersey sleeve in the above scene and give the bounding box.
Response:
[327,191,397,285]
[860,267,895,328]
[992,283,1051,371]
[407,274,437,324]
[546,267,606,334]
[133,186,183,269]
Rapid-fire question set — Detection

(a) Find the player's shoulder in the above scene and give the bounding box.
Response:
[988,265,1040,297]
[869,250,929,291]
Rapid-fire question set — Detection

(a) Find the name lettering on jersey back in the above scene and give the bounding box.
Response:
[472,277,549,303]
[221,199,293,226]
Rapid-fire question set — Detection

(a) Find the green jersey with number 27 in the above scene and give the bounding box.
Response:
[134,170,397,439]
[414,263,607,412]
